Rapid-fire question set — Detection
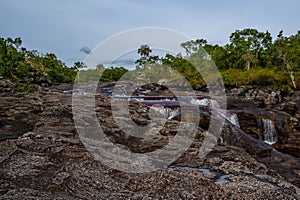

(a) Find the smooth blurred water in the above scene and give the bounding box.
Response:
[258,118,277,145]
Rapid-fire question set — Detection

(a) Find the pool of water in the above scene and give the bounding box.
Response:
[164,165,229,182]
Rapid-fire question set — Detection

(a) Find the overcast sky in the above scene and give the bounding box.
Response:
[1,0,299,67]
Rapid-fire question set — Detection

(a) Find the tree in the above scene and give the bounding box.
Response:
[96,64,105,71]
[271,30,300,89]
[138,44,152,57]
[72,61,86,70]
[100,66,128,82]
[204,44,228,69]
[13,37,22,49]
[229,28,272,70]
[181,39,207,57]
[136,45,160,66]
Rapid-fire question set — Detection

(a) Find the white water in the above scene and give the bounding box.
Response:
[211,99,221,109]
[189,98,221,109]
[217,110,240,128]
[151,107,180,119]
[189,98,210,106]
[227,113,240,128]
[69,89,94,95]
[258,119,277,145]
[186,98,241,128]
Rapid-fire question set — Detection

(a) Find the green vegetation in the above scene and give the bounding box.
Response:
[134,28,300,90]
[0,37,78,92]
[221,68,294,90]
[0,37,128,92]
[76,65,128,82]
[203,28,300,90]
[1,28,300,92]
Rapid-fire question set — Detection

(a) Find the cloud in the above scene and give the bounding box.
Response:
[79,46,92,54]
[2,0,300,68]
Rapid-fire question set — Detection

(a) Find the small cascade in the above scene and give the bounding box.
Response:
[210,99,220,109]
[189,98,221,109]
[151,107,180,119]
[227,113,240,128]
[258,119,277,145]
[189,98,210,106]
[218,110,240,128]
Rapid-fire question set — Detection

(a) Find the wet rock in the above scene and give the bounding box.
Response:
[227,89,300,158]
[226,96,259,109]
[220,121,273,157]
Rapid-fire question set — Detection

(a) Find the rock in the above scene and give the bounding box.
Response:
[52,172,70,185]
[235,111,263,140]
[0,76,15,93]
[275,99,298,115]
[0,94,44,141]
[227,89,300,158]
[220,120,273,157]
[225,109,288,144]
[227,88,290,108]
[226,96,260,109]
[274,131,300,158]
[0,86,300,199]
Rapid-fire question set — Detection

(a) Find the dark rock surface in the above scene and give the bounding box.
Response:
[0,86,300,199]
[227,88,300,158]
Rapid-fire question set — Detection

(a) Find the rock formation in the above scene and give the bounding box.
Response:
[0,85,300,199]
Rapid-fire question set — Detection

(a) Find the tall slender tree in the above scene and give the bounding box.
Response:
[138,44,152,57]
[271,30,299,89]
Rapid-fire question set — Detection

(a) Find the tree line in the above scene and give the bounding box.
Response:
[204,28,300,89]
[0,37,80,92]
[1,28,299,92]
[135,28,300,90]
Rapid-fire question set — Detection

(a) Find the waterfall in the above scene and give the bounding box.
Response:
[189,98,210,106]
[217,110,240,128]
[227,113,240,128]
[151,107,180,119]
[258,119,277,145]
[210,99,220,109]
[189,98,221,109]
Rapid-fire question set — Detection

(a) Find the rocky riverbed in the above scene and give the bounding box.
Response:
[1,83,300,199]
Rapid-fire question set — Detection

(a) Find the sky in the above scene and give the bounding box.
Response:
[1,0,300,68]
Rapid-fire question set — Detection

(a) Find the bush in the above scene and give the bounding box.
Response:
[221,68,293,90]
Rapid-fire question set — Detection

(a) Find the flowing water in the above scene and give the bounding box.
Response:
[165,165,228,182]
[67,86,241,128]
[150,107,181,119]
[217,110,240,128]
[258,119,277,145]
[227,113,240,128]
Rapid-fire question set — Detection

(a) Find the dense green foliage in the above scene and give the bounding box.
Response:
[0,37,77,92]
[0,37,129,92]
[135,28,300,90]
[76,65,128,82]
[202,28,300,89]
[1,28,300,92]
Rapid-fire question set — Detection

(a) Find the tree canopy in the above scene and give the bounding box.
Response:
[1,28,300,92]
[0,37,78,92]
[133,28,300,90]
